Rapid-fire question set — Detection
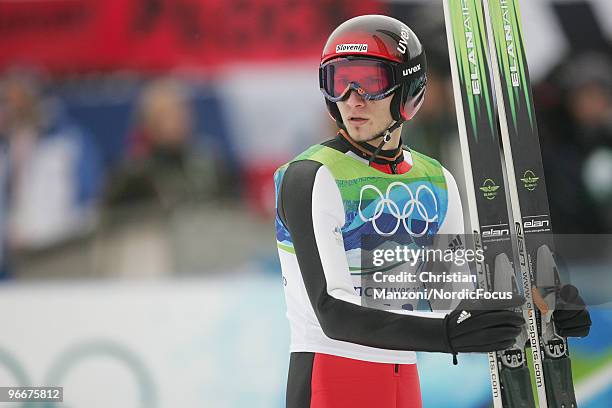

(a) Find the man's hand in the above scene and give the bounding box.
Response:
[553,284,591,338]
[444,296,525,356]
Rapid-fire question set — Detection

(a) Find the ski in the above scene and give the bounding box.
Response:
[483,0,578,406]
[443,0,537,406]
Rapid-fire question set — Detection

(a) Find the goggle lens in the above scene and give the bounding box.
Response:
[321,59,395,101]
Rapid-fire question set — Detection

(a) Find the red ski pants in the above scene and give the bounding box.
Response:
[286,352,423,408]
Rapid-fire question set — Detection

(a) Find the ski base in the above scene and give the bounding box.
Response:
[500,364,536,408]
[543,356,577,407]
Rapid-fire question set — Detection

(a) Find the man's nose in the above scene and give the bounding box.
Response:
[345,89,365,108]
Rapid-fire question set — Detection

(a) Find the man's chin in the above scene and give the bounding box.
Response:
[346,126,380,142]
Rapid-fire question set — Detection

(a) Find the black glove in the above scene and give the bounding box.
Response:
[443,297,525,363]
[553,284,591,338]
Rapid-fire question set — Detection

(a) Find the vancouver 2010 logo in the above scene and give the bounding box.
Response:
[358,182,438,237]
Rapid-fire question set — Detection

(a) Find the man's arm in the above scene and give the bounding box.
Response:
[278,159,450,352]
[437,167,464,236]
[278,159,525,354]
[427,168,475,312]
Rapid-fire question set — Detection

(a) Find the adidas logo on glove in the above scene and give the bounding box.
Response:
[456,310,471,325]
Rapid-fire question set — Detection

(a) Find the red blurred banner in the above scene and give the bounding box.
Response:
[0,0,386,74]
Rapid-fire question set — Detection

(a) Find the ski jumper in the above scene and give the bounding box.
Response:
[275,133,465,407]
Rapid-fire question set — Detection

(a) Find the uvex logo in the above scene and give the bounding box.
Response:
[403,64,421,76]
[336,44,368,53]
[397,25,410,54]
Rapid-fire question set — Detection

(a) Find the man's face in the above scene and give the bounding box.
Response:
[336,91,394,143]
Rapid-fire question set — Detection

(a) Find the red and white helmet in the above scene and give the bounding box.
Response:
[319,15,427,127]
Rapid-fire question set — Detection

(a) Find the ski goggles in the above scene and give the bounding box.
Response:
[319,57,400,102]
[319,54,427,103]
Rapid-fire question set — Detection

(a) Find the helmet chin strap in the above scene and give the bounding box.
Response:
[366,119,404,167]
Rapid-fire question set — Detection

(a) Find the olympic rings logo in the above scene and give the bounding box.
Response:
[0,340,156,407]
[358,182,438,237]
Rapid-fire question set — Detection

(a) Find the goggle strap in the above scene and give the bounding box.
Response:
[395,53,427,83]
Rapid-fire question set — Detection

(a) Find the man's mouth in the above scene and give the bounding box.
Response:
[348,116,368,126]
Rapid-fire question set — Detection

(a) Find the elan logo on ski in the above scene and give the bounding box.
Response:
[456,310,471,324]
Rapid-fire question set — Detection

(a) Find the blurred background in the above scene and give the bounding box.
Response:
[0,0,611,406]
